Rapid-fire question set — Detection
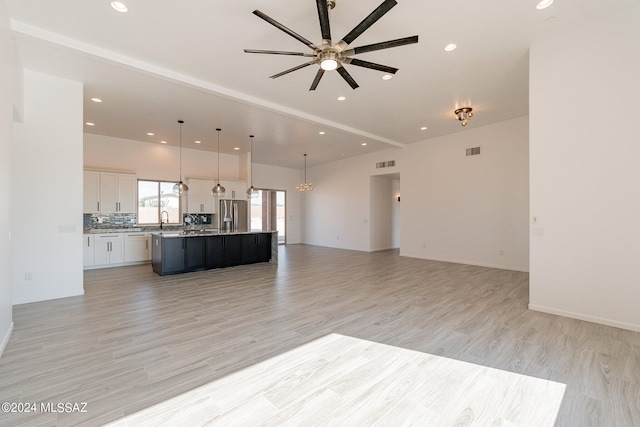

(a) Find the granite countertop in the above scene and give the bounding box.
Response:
[151,230,276,238]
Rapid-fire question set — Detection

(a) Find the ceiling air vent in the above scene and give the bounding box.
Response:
[376,160,396,168]
[466,147,481,156]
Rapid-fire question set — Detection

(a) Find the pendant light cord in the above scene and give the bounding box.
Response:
[216,128,221,184]
[250,135,254,187]
[179,121,183,182]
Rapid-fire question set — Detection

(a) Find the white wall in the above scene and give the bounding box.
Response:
[0,0,15,356]
[12,71,84,304]
[529,6,640,332]
[303,150,395,251]
[303,116,529,272]
[401,116,529,271]
[84,134,240,182]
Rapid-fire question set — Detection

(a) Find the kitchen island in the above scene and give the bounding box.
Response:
[151,230,277,276]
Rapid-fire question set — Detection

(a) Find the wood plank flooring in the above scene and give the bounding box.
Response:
[119,333,566,426]
[0,245,639,426]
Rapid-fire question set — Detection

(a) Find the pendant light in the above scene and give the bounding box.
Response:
[212,128,226,197]
[173,120,189,194]
[296,153,315,191]
[247,135,259,199]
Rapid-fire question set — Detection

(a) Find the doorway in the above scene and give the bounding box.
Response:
[370,173,400,251]
[250,189,286,244]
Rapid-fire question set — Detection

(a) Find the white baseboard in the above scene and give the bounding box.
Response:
[0,322,14,359]
[529,304,640,333]
[399,252,529,273]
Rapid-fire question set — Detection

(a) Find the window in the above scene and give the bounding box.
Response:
[137,180,182,224]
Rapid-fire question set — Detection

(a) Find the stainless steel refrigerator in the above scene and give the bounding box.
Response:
[219,199,248,232]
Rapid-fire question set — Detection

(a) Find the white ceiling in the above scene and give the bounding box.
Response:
[7,0,639,168]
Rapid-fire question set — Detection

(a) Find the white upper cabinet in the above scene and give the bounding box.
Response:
[84,170,137,213]
[186,179,216,213]
[219,179,248,200]
[116,173,137,213]
[83,171,101,213]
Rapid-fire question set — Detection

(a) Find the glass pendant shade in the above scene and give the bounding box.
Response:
[212,182,226,197]
[173,181,189,195]
[173,120,189,195]
[212,128,225,197]
[247,186,259,199]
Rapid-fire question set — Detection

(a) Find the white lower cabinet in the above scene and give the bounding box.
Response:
[124,233,151,263]
[83,234,95,268]
[85,232,152,269]
[94,233,125,266]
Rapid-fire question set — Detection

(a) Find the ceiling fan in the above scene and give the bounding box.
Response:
[244,0,419,90]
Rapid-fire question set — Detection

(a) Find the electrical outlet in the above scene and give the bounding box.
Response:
[532,216,538,225]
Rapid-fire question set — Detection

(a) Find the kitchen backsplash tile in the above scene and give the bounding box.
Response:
[85,213,137,229]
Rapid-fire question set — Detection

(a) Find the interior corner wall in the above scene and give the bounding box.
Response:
[0,0,15,356]
[529,6,640,332]
[302,150,397,251]
[401,116,529,271]
[11,70,84,305]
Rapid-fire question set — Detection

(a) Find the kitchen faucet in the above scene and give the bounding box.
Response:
[160,211,169,229]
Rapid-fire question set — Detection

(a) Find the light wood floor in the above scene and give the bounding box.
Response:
[0,245,639,426]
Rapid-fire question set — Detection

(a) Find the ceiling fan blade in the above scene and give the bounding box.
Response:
[244,49,315,57]
[339,0,397,46]
[316,0,332,42]
[309,69,325,91]
[336,66,359,90]
[343,58,398,74]
[346,35,419,56]
[269,61,316,79]
[253,10,319,51]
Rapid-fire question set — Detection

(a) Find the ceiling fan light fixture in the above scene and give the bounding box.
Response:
[320,51,340,71]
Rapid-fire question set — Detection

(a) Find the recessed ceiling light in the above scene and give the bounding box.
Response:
[160,140,167,144]
[420,126,428,130]
[444,43,457,52]
[111,1,128,13]
[337,96,346,101]
[234,147,240,151]
[536,0,553,10]
[382,74,393,80]
[85,122,95,126]
[146,132,154,136]
[90,97,102,103]
[361,143,368,146]
[195,140,201,144]
[319,131,326,135]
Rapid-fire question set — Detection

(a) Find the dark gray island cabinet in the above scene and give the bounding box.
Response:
[151,231,276,276]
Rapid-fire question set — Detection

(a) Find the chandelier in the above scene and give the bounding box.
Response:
[296,153,315,192]
[454,107,473,126]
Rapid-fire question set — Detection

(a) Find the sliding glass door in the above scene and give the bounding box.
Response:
[250,189,286,244]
